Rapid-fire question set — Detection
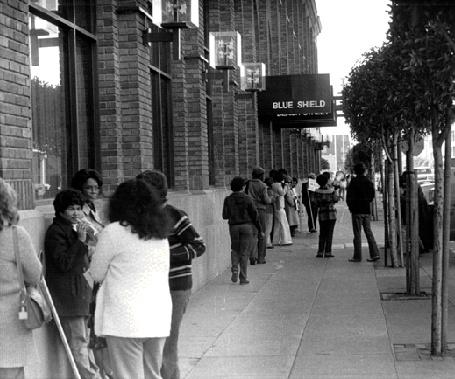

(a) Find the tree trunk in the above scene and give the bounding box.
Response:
[387,158,398,267]
[431,144,444,355]
[371,145,378,221]
[405,128,420,295]
[442,128,452,353]
[393,135,404,267]
[382,157,389,267]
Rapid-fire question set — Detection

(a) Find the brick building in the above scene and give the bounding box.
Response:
[0,0,322,375]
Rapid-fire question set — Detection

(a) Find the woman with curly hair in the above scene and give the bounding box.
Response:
[88,179,172,379]
[0,178,42,379]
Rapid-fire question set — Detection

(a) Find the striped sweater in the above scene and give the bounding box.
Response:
[165,204,206,291]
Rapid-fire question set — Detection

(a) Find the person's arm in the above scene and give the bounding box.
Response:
[18,226,42,285]
[168,210,206,264]
[247,199,261,233]
[261,186,272,204]
[88,226,115,282]
[45,225,87,273]
[222,197,230,220]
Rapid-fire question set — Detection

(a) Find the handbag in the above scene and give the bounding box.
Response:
[13,225,52,329]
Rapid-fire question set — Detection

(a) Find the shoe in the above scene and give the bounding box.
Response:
[367,256,380,262]
[257,259,266,264]
[316,253,324,258]
[325,253,334,258]
[239,279,250,285]
[348,258,361,262]
[281,242,293,246]
[231,272,238,283]
[310,229,317,233]
[266,245,274,249]
[250,258,257,265]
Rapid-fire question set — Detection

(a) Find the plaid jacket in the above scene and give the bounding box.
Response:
[166,204,206,291]
[314,186,338,221]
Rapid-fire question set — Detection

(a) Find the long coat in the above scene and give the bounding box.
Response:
[0,225,42,367]
[45,216,92,317]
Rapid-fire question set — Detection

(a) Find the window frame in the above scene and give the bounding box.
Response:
[29,3,99,202]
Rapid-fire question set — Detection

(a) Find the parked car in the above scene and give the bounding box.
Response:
[415,167,434,184]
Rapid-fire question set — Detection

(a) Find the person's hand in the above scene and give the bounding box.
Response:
[76,222,88,242]
[260,232,265,238]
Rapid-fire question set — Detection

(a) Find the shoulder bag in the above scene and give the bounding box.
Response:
[13,225,52,329]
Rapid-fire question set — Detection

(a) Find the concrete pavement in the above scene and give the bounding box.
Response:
[178,203,455,378]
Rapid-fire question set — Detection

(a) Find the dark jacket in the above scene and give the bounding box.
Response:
[166,204,206,291]
[245,179,271,211]
[222,191,261,232]
[346,175,375,215]
[45,216,92,317]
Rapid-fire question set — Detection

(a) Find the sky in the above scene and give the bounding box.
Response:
[315,0,391,135]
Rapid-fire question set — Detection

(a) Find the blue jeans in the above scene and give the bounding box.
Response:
[351,214,379,260]
[229,224,255,281]
[161,290,191,379]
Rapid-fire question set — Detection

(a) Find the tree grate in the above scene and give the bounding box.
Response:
[380,292,430,301]
[393,343,455,361]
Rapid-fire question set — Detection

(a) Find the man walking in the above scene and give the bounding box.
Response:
[346,163,380,262]
[245,167,272,264]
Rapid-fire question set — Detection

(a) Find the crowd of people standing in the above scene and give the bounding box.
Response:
[223,162,380,284]
[0,169,205,379]
[0,162,380,379]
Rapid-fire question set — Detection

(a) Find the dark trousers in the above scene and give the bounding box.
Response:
[352,214,380,260]
[318,219,336,254]
[229,224,255,281]
[304,200,318,231]
[256,209,267,262]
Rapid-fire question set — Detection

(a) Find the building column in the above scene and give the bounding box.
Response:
[97,0,124,193]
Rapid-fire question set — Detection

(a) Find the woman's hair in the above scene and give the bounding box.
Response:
[264,177,274,187]
[230,176,246,192]
[136,169,167,203]
[271,170,284,183]
[71,169,103,192]
[109,179,170,240]
[53,189,84,216]
[0,178,18,230]
[316,174,328,187]
[353,163,366,176]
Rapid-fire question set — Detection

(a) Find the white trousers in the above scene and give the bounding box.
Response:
[272,209,293,245]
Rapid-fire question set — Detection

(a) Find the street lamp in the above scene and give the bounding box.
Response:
[239,62,266,92]
[207,31,242,92]
[143,0,199,60]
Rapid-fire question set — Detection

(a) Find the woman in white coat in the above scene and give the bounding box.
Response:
[89,179,172,379]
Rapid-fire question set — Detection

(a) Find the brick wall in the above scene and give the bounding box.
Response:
[0,0,33,209]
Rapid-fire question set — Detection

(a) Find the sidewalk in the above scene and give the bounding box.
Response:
[178,203,455,378]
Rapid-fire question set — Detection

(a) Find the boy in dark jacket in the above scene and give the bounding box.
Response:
[136,170,206,379]
[45,189,101,379]
[346,163,380,262]
[223,176,262,285]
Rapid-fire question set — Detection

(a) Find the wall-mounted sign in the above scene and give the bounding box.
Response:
[257,74,336,127]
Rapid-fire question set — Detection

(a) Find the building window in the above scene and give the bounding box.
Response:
[29,2,97,200]
[148,24,174,186]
